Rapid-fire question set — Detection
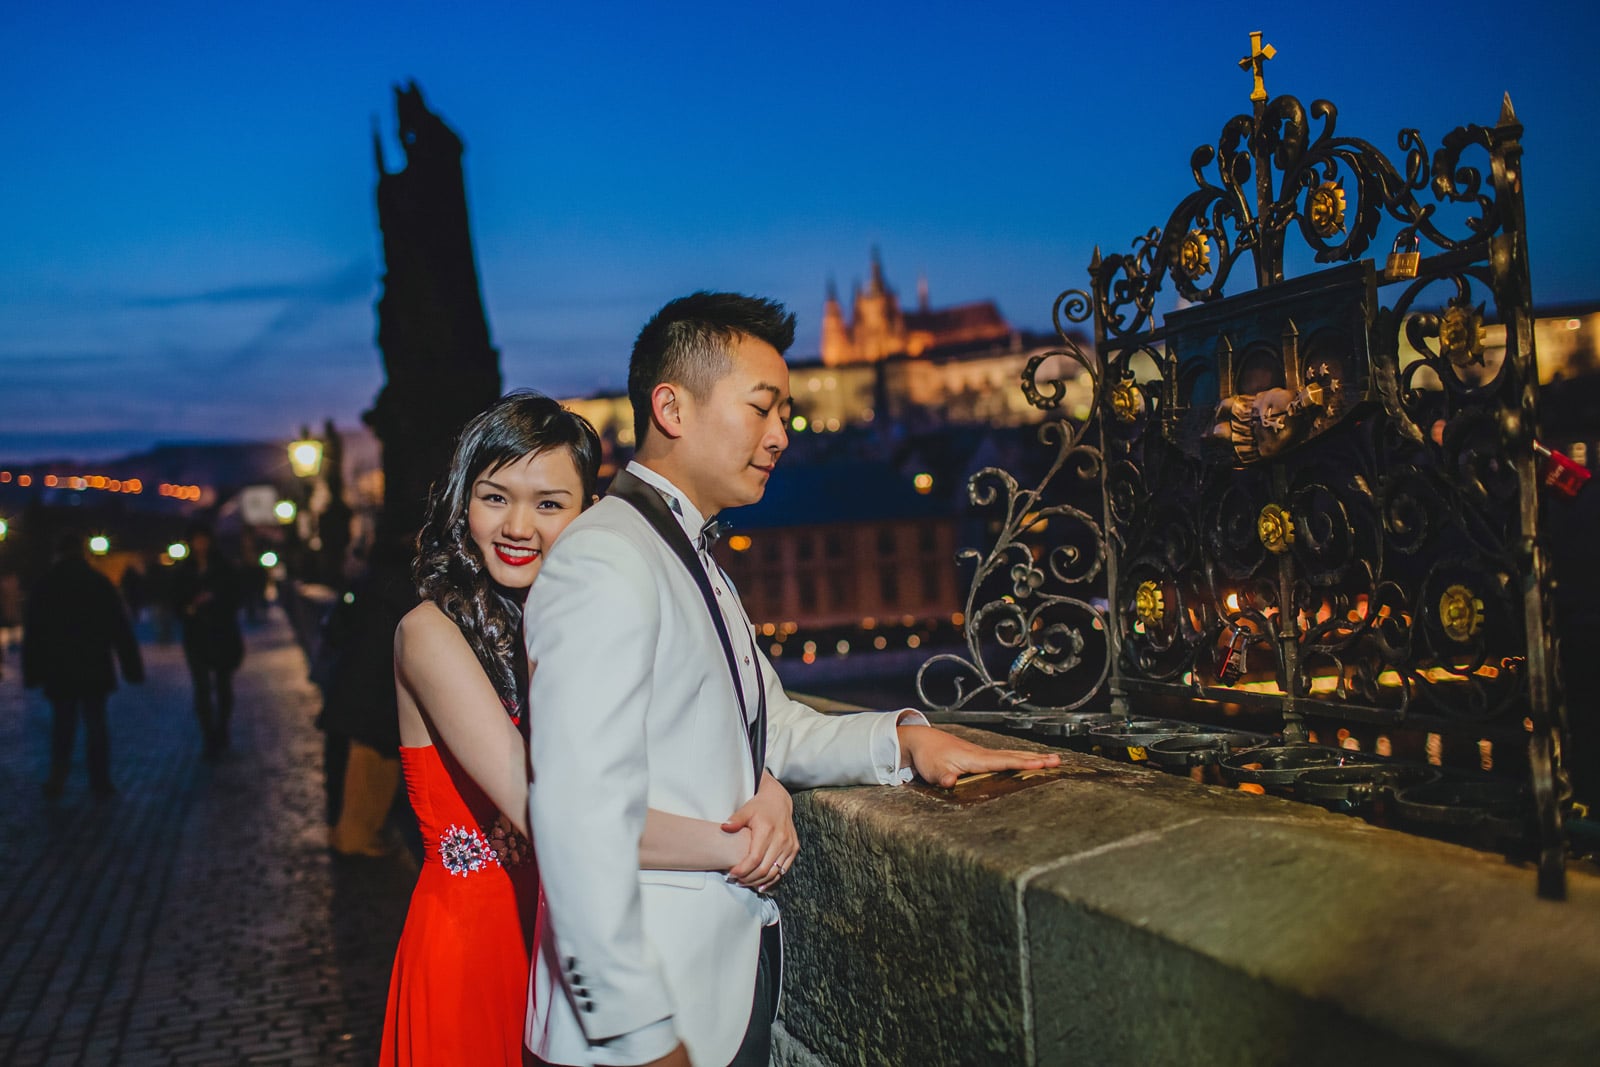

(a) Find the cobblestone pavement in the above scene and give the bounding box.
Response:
[0,612,418,1066]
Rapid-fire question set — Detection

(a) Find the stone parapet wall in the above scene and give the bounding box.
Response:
[774,721,1600,1066]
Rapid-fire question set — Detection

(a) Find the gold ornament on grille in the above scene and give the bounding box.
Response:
[1257,503,1295,554]
[1178,230,1213,279]
[1134,581,1166,626]
[1109,380,1145,422]
[1307,180,1348,238]
[1439,584,1484,642]
[1438,305,1486,367]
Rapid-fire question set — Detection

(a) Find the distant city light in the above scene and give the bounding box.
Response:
[0,471,10,483]
[907,634,922,648]
[1566,318,1582,330]
[835,639,850,655]
[826,418,840,432]
[912,473,934,493]
[16,475,30,487]
[168,542,190,560]
[88,535,110,555]
[803,640,817,655]
[791,416,808,432]
[727,534,752,552]
[45,475,59,487]
[288,437,324,478]
[0,518,8,541]
[274,500,297,523]
[259,551,280,568]
[873,635,887,650]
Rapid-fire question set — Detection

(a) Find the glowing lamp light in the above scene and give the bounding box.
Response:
[912,473,934,494]
[1224,593,1241,612]
[259,550,280,568]
[288,437,324,479]
[168,542,190,561]
[274,499,298,524]
[88,535,110,555]
[727,534,753,552]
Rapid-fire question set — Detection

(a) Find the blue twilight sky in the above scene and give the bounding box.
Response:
[2,1,1596,460]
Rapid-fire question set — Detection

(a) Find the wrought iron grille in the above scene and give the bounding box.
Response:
[918,35,1572,896]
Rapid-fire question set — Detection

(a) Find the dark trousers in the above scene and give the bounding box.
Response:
[49,694,111,790]
[189,662,235,750]
[727,923,783,1067]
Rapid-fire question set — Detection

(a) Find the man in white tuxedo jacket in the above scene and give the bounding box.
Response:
[525,293,1058,1067]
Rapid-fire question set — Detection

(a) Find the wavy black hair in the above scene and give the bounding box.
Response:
[413,392,602,714]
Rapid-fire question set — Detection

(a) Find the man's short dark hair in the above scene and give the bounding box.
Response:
[628,292,797,446]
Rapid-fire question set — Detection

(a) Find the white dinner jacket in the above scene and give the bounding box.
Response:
[523,484,903,1066]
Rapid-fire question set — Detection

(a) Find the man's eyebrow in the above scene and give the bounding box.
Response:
[750,382,787,402]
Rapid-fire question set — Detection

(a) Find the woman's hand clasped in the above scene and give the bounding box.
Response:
[721,771,798,894]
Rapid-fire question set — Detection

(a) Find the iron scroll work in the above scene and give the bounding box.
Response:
[917,71,1572,896]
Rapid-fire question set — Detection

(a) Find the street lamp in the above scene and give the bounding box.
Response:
[89,535,110,556]
[274,499,298,524]
[168,541,190,561]
[288,431,324,479]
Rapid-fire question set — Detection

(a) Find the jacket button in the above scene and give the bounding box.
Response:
[582,1001,596,1013]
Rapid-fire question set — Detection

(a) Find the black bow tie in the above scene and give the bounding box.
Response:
[697,517,726,551]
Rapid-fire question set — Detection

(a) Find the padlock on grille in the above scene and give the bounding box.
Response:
[1216,625,1249,685]
[1386,229,1421,281]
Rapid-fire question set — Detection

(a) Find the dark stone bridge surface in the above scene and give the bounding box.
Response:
[0,613,416,1066]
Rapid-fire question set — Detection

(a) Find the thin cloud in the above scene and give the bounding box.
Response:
[124,260,374,309]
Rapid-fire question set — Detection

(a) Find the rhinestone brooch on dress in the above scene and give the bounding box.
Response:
[439,824,500,876]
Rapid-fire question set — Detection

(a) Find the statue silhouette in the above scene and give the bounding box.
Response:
[364,82,502,551]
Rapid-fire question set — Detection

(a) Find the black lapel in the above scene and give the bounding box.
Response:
[609,470,767,781]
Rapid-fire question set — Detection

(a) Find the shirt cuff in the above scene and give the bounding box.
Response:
[590,1016,678,1065]
[871,709,929,785]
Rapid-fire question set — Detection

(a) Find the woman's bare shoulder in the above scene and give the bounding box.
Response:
[395,600,465,654]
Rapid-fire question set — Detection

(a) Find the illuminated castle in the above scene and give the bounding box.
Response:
[820,250,1012,366]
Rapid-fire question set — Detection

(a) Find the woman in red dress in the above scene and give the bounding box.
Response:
[380,394,798,1066]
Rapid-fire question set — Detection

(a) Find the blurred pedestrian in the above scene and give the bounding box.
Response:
[120,563,149,624]
[23,533,144,798]
[316,536,417,855]
[0,570,22,650]
[171,521,245,757]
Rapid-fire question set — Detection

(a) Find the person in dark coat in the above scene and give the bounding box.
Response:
[23,533,144,798]
[317,551,417,855]
[170,522,245,757]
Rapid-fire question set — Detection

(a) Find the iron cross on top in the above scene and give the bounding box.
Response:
[1239,30,1276,103]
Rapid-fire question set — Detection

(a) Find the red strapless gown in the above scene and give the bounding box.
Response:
[380,743,542,1066]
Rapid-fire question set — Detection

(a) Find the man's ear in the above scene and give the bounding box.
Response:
[650,382,685,440]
